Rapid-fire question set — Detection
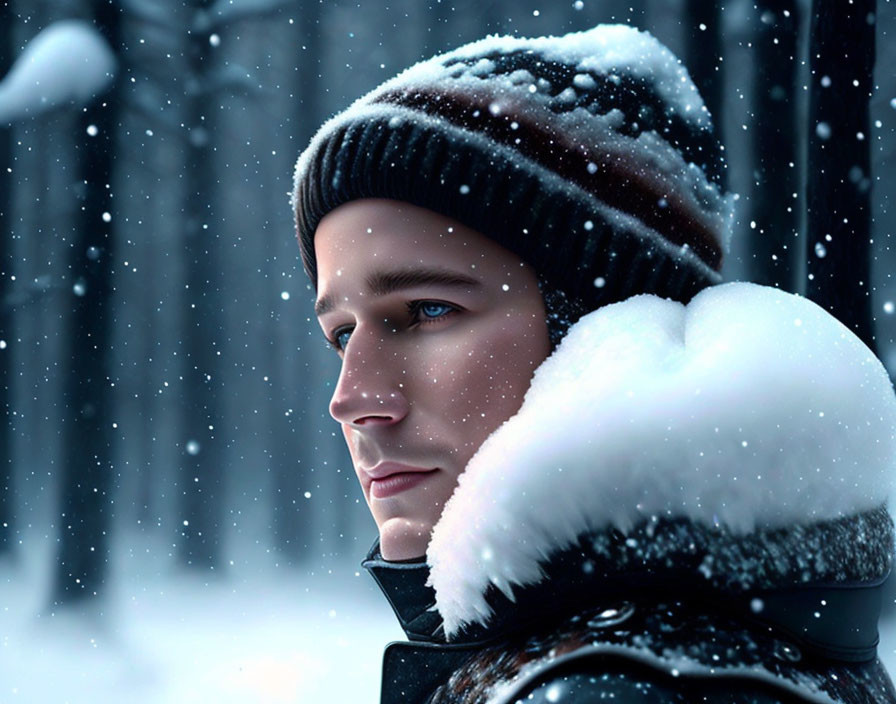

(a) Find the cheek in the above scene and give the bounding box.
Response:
[479,326,542,415]
[424,317,545,432]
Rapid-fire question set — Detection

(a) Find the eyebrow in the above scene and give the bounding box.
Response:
[314,267,481,317]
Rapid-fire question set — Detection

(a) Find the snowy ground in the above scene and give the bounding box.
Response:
[884,623,896,682]
[2,534,896,703]
[0,534,403,703]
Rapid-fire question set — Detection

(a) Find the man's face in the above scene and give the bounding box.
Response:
[314,199,551,560]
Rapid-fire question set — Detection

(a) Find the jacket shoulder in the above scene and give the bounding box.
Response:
[427,595,896,704]
[487,646,826,704]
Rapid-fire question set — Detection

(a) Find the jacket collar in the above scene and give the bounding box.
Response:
[365,508,892,662]
[362,541,446,643]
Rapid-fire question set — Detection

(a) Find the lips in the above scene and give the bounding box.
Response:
[363,462,438,499]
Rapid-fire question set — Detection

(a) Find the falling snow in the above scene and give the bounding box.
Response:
[3,3,896,701]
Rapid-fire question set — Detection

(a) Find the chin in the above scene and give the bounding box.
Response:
[378,516,433,561]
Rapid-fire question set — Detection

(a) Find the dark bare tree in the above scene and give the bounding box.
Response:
[746,2,801,290]
[626,1,648,27]
[52,1,121,606]
[0,0,13,557]
[115,0,192,533]
[425,0,453,53]
[684,0,724,133]
[269,0,326,560]
[179,0,227,570]
[805,0,876,350]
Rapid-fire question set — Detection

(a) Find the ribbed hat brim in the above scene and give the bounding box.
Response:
[295,103,722,310]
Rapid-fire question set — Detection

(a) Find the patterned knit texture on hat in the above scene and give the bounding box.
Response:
[293,24,736,312]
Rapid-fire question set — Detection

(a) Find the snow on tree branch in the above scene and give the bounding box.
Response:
[0,20,117,125]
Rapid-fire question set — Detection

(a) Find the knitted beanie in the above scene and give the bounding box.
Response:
[293,24,734,315]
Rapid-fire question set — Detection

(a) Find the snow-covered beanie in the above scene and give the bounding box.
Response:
[292,25,735,320]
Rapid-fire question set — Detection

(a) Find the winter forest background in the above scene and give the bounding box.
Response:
[2,0,896,701]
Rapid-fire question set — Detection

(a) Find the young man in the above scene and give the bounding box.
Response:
[293,25,896,704]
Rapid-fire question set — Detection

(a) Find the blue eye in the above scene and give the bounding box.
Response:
[409,300,458,324]
[418,301,454,319]
[332,327,353,351]
[328,301,458,352]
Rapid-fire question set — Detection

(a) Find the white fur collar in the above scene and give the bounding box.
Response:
[426,282,896,637]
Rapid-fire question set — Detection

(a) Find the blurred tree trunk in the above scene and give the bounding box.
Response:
[805,0,876,351]
[746,2,800,290]
[52,1,120,605]
[628,0,647,26]
[113,0,192,533]
[179,0,225,570]
[684,0,723,146]
[427,0,452,53]
[270,0,324,560]
[0,0,13,557]
[483,0,505,35]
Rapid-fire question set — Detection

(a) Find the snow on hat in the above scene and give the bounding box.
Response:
[292,24,735,311]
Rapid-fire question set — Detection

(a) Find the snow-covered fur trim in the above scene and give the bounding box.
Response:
[427,282,896,637]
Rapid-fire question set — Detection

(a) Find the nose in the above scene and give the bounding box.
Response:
[328,329,410,427]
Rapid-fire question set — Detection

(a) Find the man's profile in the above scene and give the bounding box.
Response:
[292,24,896,704]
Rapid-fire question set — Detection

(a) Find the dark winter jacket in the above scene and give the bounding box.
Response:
[365,284,896,704]
[366,509,895,703]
